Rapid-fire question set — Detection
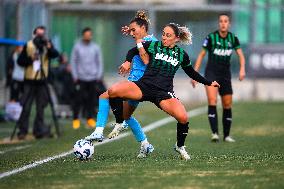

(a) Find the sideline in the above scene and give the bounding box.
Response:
[0,145,32,154]
[0,106,206,179]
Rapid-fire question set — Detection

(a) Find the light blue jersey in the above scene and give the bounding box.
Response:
[128,35,158,82]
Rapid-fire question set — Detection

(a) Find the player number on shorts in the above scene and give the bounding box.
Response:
[168,92,176,98]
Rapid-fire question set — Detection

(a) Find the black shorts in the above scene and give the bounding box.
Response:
[205,70,233,96]
[133,80,177,107]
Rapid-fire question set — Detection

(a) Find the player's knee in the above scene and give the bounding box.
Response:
[223,103,232,109]
[177,113,188,124]
[208,98,217,105]
[99,91,109,98]
[107,87,116,98]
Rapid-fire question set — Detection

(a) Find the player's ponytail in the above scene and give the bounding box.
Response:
[130,10,150,32]
[166,23,192,45]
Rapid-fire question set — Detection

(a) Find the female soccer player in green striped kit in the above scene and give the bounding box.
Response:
[86,10,157,158]
[105,23,220,160]
[191,14,246,142]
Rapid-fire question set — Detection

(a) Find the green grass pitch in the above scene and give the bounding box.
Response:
[0,101,283,189]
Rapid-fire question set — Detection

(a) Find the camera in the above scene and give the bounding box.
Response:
[33,35,48,53]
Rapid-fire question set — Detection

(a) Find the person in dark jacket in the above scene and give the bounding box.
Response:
[17,26,59,140]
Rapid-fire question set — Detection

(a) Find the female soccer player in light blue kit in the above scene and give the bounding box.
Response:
[86,10,157,158]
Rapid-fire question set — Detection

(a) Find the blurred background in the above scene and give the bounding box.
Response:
[0,0,283,108]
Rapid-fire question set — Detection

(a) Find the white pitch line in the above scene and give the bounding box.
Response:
[0,106,206,180]
[0,145,32,155]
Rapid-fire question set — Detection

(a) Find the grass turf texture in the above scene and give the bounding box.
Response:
[0,101,283,189]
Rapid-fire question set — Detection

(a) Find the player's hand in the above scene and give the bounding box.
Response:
[136,38,144,44]
[210,81,220,88]
[191,79,198,88]
[121,26,130,35]
[118,61,131,77]
[239,68,246,81]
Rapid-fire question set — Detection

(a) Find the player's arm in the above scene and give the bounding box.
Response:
[236,48,245,81]
[125,41,151,64]
[234,36,246,81]
[136,40,151,65]
[182,53,220,88]
[191,36,210,88]
[194,49,207,72]
[119,61,131,76]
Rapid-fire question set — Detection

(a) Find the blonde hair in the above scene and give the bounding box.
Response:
[178,26,192,45]
[166,23,193,45]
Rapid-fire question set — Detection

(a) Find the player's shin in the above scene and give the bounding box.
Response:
[109,97,124,124]
[95,98,110,130]
[176,122,189,147]
[208,105,218,134]
[223,108,232,138]
[85,98,110,141]
[126,116,146,142]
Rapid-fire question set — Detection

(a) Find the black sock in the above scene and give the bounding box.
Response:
[177,122,189,147]
[223,108,232,138]
[208,105,218,134]
[109,97,124,124]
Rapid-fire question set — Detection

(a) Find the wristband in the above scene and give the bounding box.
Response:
[137,42,143,49]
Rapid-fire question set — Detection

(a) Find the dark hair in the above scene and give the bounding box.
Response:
[130,10,150,32]
[165,23,192,45]
[82,27,92,35]
[218,13,230,20]
[33,25,46,35]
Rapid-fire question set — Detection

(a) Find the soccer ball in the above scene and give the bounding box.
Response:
[73,139,94,160]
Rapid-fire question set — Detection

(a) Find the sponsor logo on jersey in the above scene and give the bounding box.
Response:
[213,49,233,56]
[155,53,179,66]
[228,42,232,47]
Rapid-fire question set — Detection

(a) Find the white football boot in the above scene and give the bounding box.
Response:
[211,133,220,142]
[174,143,191,161]
[85,127,104,142]
[108,122,128,139]
[224,136,236,142]
[137,142,154,158]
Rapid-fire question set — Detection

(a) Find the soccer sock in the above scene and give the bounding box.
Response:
[208,105,218,134]
[109,97,124,124]
[125,116,146,142]
[95,98,110,128]
[176,122,189,147]
[223,108,232,138]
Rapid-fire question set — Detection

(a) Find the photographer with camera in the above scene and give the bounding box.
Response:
[16,26,59,140]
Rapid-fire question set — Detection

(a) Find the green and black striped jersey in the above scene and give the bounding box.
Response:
[203,30,240,68]
[126,41,211,91]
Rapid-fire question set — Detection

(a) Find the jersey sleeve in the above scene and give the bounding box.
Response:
[233,35,241,50]
[202,35,211,51]
[182,65,211,86]
[125,41,151,62]
[181,51,192,68]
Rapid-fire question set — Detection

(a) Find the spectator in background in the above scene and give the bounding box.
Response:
[70,27,104,129]
[5,46,24,122]
[17,25,59,140]
[6,45,24,102]
[51,53,74,105]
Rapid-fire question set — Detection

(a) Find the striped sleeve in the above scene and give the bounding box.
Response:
[233,35,241,50]
[181,51,192,68]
